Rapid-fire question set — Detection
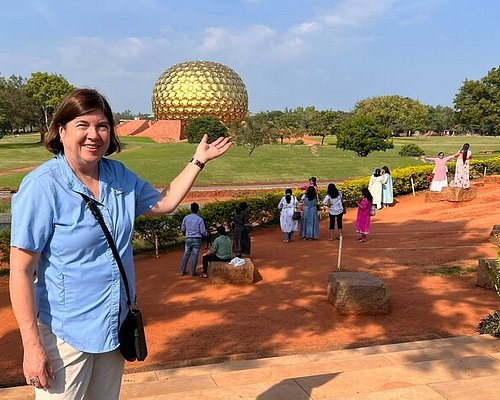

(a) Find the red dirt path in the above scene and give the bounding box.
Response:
[1,183,499,387]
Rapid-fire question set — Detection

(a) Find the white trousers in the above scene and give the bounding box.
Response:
[35,323,124,400]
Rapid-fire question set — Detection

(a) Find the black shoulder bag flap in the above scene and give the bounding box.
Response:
[80,193,147,362]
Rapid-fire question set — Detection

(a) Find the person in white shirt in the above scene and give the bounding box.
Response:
[323,183,345,240]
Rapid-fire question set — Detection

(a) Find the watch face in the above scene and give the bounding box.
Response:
[191,158,204,169]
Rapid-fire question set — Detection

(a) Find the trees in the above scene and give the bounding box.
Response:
[25,72,74,142]
[0,74,38,135]
[229,114,274,156]
[454,66,500,135]
[274,112,303,144]
[308,110,348,145]
[354,95,428,135]
[426,105,456,134]
[336,115,393,157]
[113,109,134,126]
[185,115,228,143]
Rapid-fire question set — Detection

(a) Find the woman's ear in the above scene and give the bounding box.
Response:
[59,125,65,140]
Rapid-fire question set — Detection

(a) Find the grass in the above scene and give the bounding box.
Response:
[425,266,477,276]
[0,201,10,213]
[1,133,500,190]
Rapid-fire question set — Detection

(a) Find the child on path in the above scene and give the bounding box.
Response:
[356,188,373,242]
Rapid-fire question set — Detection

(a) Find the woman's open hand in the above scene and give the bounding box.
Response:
[193,134,232,164]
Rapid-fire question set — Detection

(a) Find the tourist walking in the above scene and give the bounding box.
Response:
[452,143,472,189]
[356,188,373,242]
[201,226,232,278]
[323,183,345,240]
[421,152,455,192]
[278,188,299,242]
[180,202,207,276]
[368,168,383,210]
[380,166,394,207]
[8,88,231,399]
[300,185,320,240]
[232,202,251,257]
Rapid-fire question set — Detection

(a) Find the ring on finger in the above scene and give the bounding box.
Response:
[29,377,40,386]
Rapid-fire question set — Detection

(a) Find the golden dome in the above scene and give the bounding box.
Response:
[152,61,248,125]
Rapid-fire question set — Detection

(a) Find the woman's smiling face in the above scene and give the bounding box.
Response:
[59,109,110,172]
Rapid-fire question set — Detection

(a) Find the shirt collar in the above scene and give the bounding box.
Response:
[56,152,109,201]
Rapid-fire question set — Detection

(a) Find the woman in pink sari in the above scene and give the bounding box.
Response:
[355,188,373,242]
[421,152,455,192]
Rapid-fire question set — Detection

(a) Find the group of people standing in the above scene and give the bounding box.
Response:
[278,167,395,244]
[422,143,472,191]
[180,201,251,278]
[278,177,346,242]
[368,166,394,210]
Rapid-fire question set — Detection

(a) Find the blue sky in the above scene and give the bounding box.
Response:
[1,0,499,114]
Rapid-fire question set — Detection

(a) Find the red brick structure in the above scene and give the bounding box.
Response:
[116,120,184,143]
[116,120,151,137]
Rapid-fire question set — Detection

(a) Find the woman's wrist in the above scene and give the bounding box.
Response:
[189,158,205,170]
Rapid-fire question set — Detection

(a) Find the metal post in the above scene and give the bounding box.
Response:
[410,177,415,196]
[155,235,159,258]
[336,235,343,271]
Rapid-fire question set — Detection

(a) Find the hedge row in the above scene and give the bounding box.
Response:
[1,157,499,256]
[135,157,500,250]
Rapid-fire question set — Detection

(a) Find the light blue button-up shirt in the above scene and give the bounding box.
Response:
[10,153,160,353]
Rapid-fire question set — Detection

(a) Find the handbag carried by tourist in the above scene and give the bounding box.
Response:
[80,193,148,362]
[292,210,302,220]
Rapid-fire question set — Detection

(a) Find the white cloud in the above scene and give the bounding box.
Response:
[0,53,52,76]
[290,21,322,35]
[320,0,396,28]
[196,0,396,65]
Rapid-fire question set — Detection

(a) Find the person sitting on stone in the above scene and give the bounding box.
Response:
[201,225,232,278]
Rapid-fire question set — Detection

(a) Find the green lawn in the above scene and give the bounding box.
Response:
[1,134,499,190]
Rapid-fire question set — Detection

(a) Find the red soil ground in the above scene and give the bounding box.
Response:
[0,182,499,387]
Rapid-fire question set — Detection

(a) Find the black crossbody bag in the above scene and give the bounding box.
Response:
[80,193,148,362]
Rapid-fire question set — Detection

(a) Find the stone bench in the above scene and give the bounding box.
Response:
[477,258,498,291]
[424,191,443,203]
[208,257,255,284]
[327,272,390,315]
[484,175,500,185]
[489,225,500,247]
[424,187,477,203]
[440,186,477,202]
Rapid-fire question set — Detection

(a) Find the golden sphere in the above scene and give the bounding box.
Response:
[152,61,248,125]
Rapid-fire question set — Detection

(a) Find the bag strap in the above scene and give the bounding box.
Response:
[79,193,132,307]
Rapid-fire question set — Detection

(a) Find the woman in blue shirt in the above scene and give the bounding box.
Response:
[9,88,231,398]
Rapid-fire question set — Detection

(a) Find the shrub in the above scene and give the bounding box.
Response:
[0,200,10,213]
[294,139,304,145]
[478,311,500,337]
[399,143,425,157]
[477,251,500,337]
[0,230,10,263]
[185,115,228,143]
[336,115,393,157]
[131,157,500,254]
